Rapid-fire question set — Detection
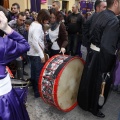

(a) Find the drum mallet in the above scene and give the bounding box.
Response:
[98,73,110,106]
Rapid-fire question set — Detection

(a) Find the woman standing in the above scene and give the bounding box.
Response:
[27,9,50,98]
[48,8,68,57]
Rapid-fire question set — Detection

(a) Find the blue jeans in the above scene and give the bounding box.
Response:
[67,34,81,56]
[29,56,44,96]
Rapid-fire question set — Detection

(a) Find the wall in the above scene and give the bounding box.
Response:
[41,2,48,9]
[9,0,28,11]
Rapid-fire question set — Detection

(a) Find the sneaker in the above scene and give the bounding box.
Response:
[34,92,40,98]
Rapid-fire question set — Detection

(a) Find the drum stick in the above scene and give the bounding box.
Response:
[98,73,110,106]
[6,66,14,78]
[98,81,106,106]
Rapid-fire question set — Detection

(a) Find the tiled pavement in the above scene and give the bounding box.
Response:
[24,65,120,120]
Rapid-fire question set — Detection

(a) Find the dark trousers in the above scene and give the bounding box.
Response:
[67,34,81,56]
[29,56,44,96]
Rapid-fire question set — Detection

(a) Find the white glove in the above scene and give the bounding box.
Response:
[0,11,13,34]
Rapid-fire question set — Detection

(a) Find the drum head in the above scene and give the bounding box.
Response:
[56,58,84,111]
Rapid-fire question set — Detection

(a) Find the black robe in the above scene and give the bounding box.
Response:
[77,9,119,115]
[82,12,98,48]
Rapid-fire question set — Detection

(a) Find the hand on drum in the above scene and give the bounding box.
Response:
[59,47,66,55]
[41,57,45,63]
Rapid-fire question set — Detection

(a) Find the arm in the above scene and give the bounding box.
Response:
[59,23,68,48]
[59,23,68,55]
[30,25,44,59]
[0,11,30,64]
[1,31,30,63]
[101,18,119,54]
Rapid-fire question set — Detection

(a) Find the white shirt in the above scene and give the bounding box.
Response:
[0,74,12,96]
[49,25,60,50]
[27,22,45,59]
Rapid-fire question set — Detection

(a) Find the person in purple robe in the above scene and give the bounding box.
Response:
[112,51,120,93]
[0,9,30,120]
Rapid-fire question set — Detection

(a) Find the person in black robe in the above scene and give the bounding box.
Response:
[77,0,120,118]
[82,0,107,49]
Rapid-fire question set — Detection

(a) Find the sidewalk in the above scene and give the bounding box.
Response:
[25,64,120,120]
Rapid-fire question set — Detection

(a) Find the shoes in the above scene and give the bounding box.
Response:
[96,111,105,118]
[23,71,28,76]
[34,92,40,98]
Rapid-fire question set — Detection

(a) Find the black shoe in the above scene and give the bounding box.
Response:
[23,71,28,76]
[34,92,40,98]
[96,111,105,118]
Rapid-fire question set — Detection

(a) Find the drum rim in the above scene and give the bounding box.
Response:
[39,55,85,112]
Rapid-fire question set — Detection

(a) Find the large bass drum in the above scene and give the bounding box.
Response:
[39,55,84,112]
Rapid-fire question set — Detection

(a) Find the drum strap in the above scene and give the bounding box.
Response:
[53,56,73,77]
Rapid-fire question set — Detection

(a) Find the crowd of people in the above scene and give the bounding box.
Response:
[0,0,120,119]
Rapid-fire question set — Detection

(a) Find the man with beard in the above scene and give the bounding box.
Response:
[66,4,84,56]
[8,3,20,22]
[9,12,28,76]
[52,1,66,23]
[9,12,26,38]
[77,0,120,118]
[82,0,107,52]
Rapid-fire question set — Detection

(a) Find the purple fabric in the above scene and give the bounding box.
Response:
[0,31,29,79]
[0,88,30,120]
[30,0,41,12]
[113,59,120,85]
[80,1,93,14]
[0,65,6,78]
[80,1,87,9]
[36,0,41,13]
[11,15,17,20]
[30,0,36,12]
[0,31,30,64]
[14,87,28,104]
[0,30,30,119]
[87,2,94,10]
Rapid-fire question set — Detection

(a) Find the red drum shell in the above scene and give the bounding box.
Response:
[39,55,84,112]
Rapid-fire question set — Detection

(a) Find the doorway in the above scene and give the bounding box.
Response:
[0,0,9,9]
[62,1,68,13]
